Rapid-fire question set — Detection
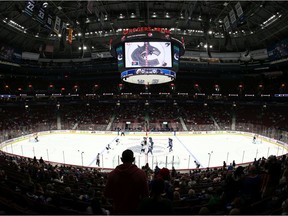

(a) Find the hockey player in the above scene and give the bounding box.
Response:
[115,138,120,145]
[34,134,39,142]
[120,130,125,136]
[96,153,100,166]
[253,135,257,144]
[194,160,200,168]
[147,145,153,155]
[149,137,153,145]
[106,144,111,151]
[140,144,146,154]
[167,138,173,152]
[143,137,147,145]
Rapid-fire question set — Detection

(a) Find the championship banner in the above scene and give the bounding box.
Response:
[45,14,53,30]
[54,16,61,35]
[60,22,67,50]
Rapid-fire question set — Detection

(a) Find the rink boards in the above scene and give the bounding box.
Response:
[0,130,288,170]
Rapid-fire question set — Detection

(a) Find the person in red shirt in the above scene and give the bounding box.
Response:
[104,149,149,214]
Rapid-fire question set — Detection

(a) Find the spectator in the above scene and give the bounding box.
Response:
[171,166,177,178]
[229,207,241,215]
[39,157,44,164]
[198,206,210,215]
[158,168,173,200]
[173,190,181,201]
[104,149,149,214]
[138,177,173,214]
[86,197,109,215]
[282,198,288,215]
[239,165,261,205]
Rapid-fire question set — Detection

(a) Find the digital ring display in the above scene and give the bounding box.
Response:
[121,68,176,85]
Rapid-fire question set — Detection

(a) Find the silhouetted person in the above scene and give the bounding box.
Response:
[138,177,173,214]
[39,157,44,164]
[104,149,149,214]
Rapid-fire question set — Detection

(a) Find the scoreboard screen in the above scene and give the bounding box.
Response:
[125,42,172,68]
[116,45,124,72]
[111,30,185,85]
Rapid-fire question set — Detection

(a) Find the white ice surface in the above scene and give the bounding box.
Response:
[2,133,287,170]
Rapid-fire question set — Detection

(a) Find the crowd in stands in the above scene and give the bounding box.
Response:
[112,104,146,131]
[0,148,287,214]
[0,101,287,214]
[0,102,287,143]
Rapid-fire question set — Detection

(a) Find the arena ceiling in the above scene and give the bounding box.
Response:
[0,1,288,59]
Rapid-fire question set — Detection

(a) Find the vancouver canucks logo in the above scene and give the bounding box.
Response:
[131,42,161,66]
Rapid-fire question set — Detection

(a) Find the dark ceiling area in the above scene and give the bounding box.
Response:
[1,1,288,59]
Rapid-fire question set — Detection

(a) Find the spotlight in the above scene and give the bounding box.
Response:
[42,2,48,8]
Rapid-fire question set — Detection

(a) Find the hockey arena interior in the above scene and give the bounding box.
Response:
[0,1,288,215]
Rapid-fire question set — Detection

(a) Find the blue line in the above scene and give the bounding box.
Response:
[88,136,119,167]
[174,136,203,168]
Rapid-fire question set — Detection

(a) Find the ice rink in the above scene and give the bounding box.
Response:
[1,132,287,170]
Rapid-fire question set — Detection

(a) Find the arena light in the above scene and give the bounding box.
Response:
[118,14,125,19]
[152,12,157,18]
[130,13,136,18]
[42,2,48,8]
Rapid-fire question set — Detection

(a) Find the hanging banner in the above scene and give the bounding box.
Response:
[44,14,53,30]
[68,28,73,45]
[54,16,61,35]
